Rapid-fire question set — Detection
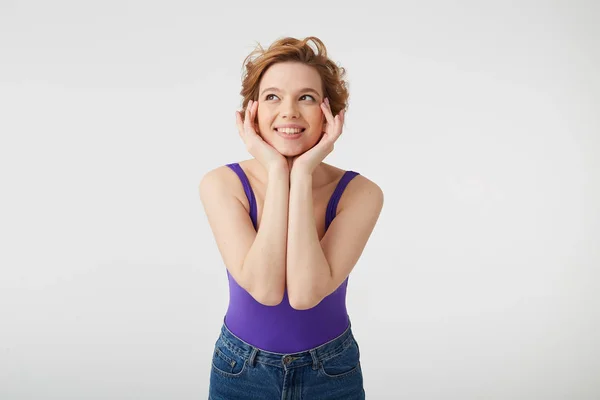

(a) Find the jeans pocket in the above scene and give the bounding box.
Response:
[319,336,362,379]
[211,337,247,378]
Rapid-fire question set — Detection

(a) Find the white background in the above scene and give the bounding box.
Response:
[1,1,599,398]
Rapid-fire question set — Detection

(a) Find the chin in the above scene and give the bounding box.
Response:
[275,146,305,157]
[262,132,321,158]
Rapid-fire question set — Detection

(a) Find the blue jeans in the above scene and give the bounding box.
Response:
[208,320,365,399]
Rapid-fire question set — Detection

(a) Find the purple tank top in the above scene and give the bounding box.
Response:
[223,162,360,353]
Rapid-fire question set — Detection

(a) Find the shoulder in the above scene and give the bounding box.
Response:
[198,162,249,208]
[199,165,233,192]
[338,172,384,214]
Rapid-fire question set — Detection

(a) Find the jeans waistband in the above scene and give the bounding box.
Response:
[217,319,355,369]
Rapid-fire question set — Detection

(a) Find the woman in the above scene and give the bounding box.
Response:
[199,36,383,399]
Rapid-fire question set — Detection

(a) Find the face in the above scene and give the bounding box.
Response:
[255,62,326,157]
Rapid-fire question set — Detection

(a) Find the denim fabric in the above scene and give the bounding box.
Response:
[208,321,365,399]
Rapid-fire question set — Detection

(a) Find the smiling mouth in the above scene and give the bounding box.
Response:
[274,128,306,135]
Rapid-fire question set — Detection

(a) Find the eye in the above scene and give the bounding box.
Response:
[300,94,315,101]
[265,94,279,101]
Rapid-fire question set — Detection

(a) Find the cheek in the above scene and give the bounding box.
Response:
[314,118,326,133]
[254,113,266,130]
[257,118,270,134]
[256,110,272,128]
[303,112,322,130]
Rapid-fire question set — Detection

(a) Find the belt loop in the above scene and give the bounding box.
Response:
[248,347,258,367]
[309,349,319,370]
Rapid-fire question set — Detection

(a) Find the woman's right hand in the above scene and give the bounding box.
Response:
[236,100,288,173]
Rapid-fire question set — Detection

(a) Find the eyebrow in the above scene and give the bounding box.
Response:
[259,87,321,97]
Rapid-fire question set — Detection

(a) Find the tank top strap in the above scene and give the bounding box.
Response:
[226,163,258,230]
[325,170,360,230]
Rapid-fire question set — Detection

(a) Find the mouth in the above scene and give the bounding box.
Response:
[274,127,306,139]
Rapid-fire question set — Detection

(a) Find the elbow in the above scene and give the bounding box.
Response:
[239,262,285,306]
[289,292,321,310]
[288,277,330,310]
[290,299,315,310]
[252,289,285,307]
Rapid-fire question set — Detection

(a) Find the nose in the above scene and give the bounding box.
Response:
[281,99,299,119]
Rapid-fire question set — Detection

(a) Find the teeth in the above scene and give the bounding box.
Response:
[277,128,304,134]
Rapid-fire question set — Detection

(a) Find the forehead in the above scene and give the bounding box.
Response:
[259,62,322,93]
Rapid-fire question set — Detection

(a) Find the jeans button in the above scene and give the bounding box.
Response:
[283,356,292,364]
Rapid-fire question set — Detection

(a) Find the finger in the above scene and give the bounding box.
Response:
[245,100,252,122]
[338,109,345,127]
[325,113,343,145]
[243,101,249,125]
[251,100,258,128]
[337,110,344,130]
[244,101,255,134]
[320,98,335,127]
[320,100,334,126]
[236,111,244,137]
[332,114,343,139]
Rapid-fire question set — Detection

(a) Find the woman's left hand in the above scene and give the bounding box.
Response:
[289,97,345,175]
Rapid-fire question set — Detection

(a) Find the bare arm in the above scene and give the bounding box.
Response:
[285,171,329,310]
[199,165,289,306]
[286,172,383,310]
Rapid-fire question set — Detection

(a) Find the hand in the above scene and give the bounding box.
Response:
[236,100,288,172]
[289,97,344,175]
